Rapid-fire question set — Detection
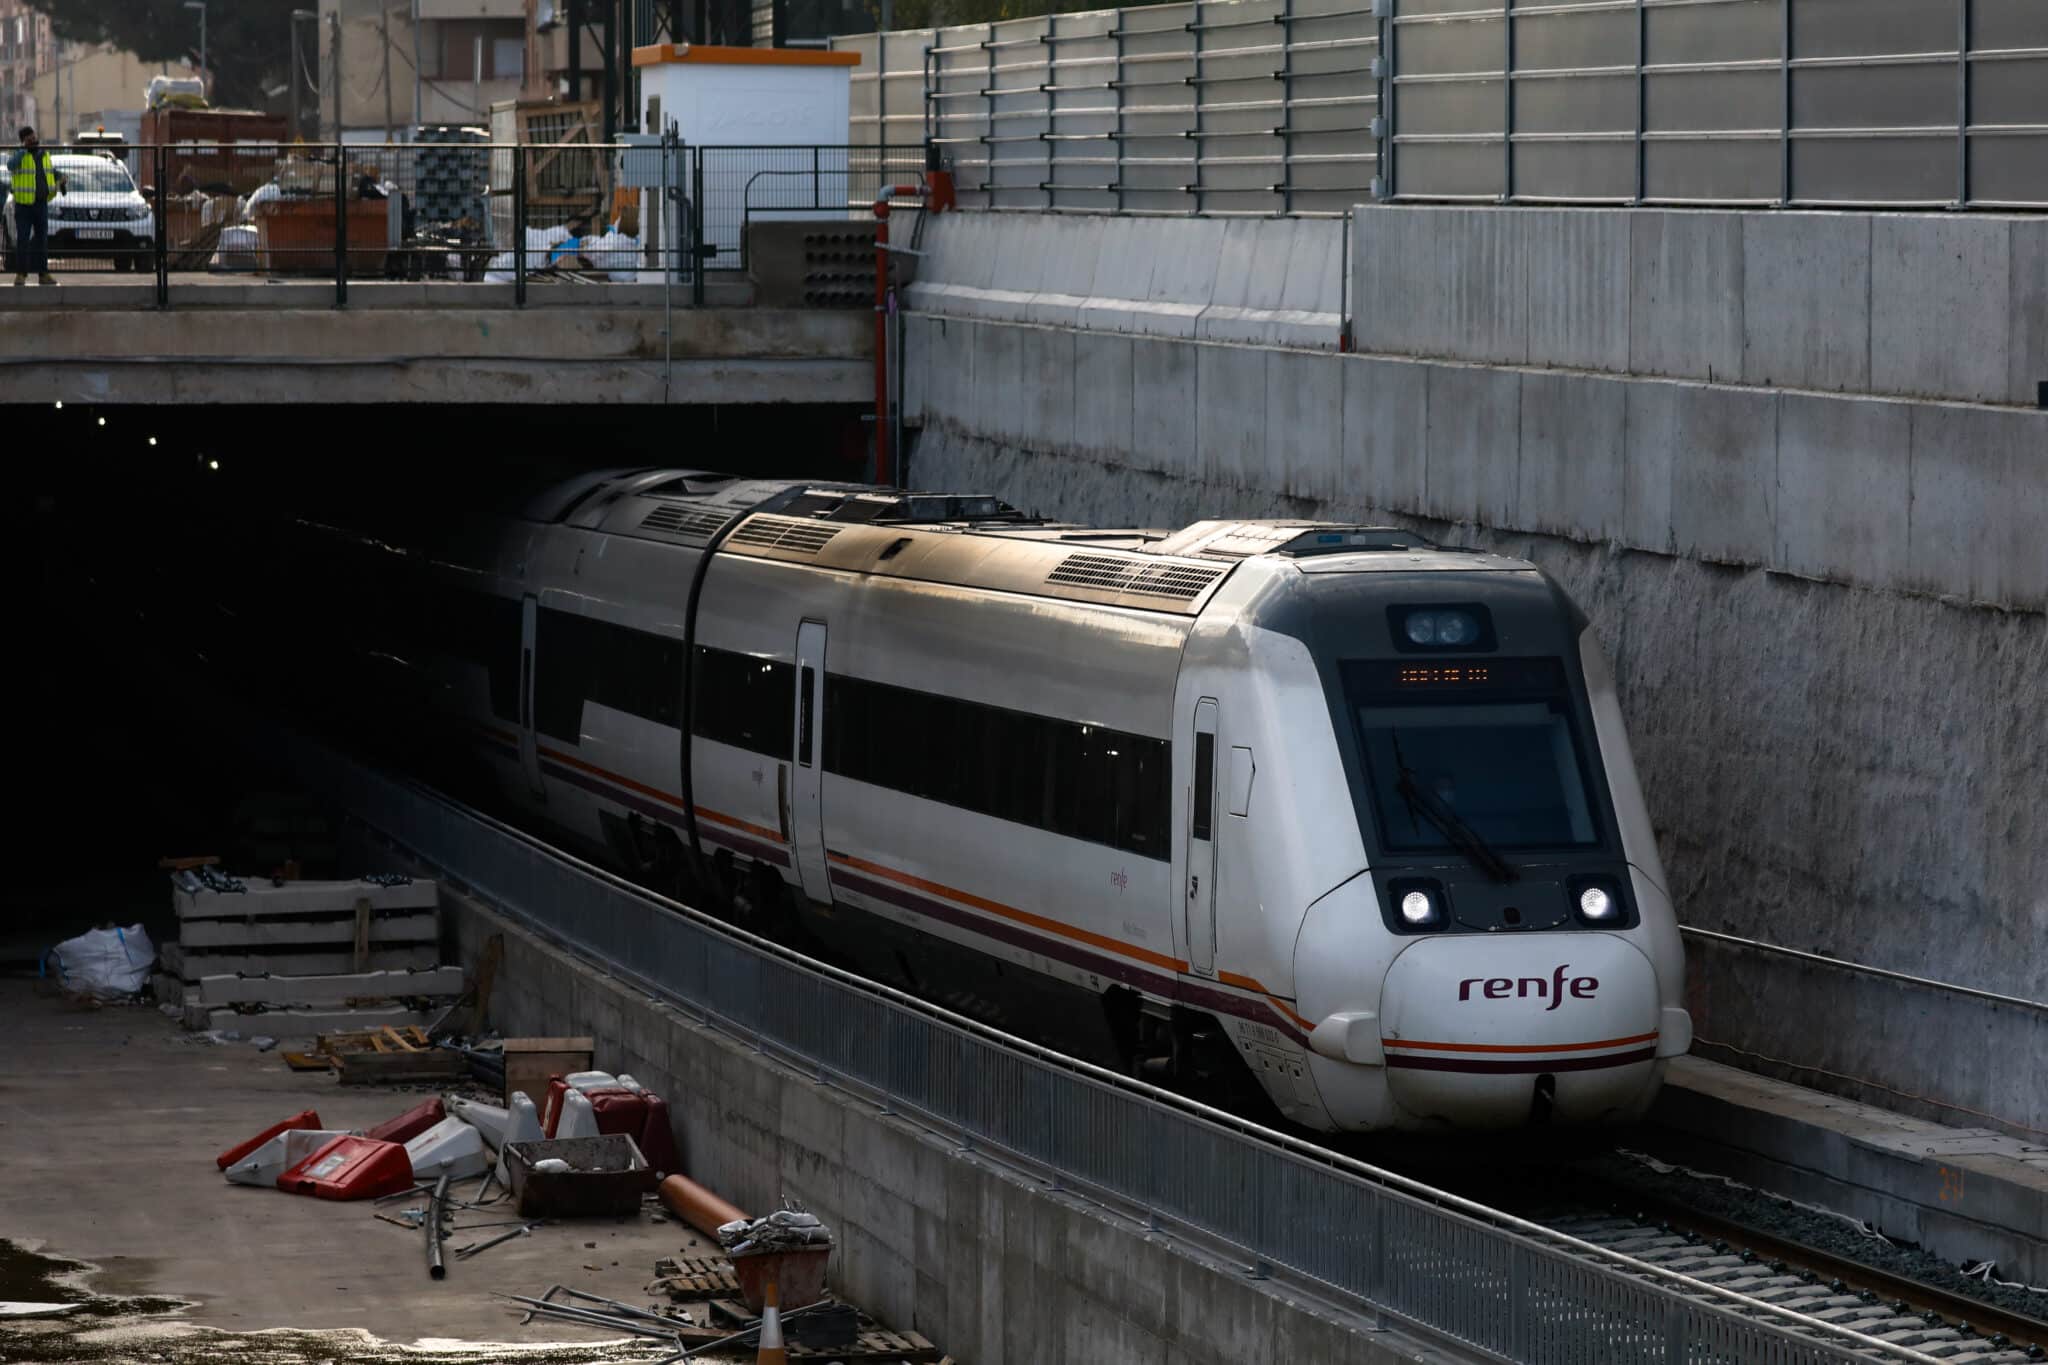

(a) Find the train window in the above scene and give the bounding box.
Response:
[428,586,521,724]
[1191,732,1215,842]
[798,667,816,767]
[692,647,795,759]
[821,673,1169,860]
[1343,659,1601,853]
[535,609,687,742]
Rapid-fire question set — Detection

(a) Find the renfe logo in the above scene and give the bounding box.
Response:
[1459,964,1598,1011]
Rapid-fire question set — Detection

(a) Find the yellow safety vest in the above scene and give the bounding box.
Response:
[10,149,54,206]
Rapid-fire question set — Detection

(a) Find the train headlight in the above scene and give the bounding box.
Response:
[1392,605,1493,651]
[1398,889,1440,928]
[1578,886,1616,922]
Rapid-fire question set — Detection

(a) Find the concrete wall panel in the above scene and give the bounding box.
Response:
[1197,343,1269,489]
[2011,218,2048,408]
[1774,393,1912,586]
[1667,383,1778,567]
[1147,218,1229,304]
[1524,209,1631,373]
[1423,365,1521,527]
[924,316,976,428]
[1741,213,1872,393]
[1906,405,2048,611]
[1339,356,1429,513]
[1279,218,1345,313]
[1518,370,1628,543]
[1131,336,1202,477]
[1267,351,1345,501]
[1074,331,1136,457]
[900,312,931,424]
[1630,211,1744,383]
[1618,382,1680,555]
[1870,217,2012,404]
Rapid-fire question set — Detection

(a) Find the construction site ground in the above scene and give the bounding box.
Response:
[0,977,716,1361]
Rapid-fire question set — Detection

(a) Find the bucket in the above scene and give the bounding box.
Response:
[730,1246,830,1316]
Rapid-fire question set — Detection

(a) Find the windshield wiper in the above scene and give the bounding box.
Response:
[1391,736,1518,885]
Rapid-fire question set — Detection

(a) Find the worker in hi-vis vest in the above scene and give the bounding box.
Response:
[11,125,58,286]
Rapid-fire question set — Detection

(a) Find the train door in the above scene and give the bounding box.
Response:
[791,620,833,904]
[517,594,546,800]
[1185,698,1219,975]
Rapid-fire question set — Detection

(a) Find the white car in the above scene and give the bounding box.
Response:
[4,152,156,271]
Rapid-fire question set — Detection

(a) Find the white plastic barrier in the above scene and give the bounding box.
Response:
[225,1128,354,1187]
[404,1116,488,1181]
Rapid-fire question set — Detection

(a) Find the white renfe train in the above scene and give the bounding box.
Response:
[340,469,1690,1134]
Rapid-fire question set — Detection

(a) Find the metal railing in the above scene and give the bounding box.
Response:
[3,140,926,308]
[284,727,1945,1365]
[831,0,2048,214]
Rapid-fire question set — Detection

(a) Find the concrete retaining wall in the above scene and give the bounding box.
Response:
[906,314,2048,613]
[903,310,2048,1005]
[907,213,1347,349]
[0,303,873,405]
[1353,206,2048,409]
[445,889,1456,1365]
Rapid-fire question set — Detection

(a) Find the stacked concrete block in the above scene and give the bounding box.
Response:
[160,873,458,1037]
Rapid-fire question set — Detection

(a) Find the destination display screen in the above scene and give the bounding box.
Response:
[1347,657,1568,697]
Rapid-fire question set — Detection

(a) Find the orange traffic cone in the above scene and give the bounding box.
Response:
[756,1277,787,1365]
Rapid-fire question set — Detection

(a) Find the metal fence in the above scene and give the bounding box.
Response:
[832,0,2048,214]
[3,140,923,305]
[284,728,1939,1365]
[693,144,929,271]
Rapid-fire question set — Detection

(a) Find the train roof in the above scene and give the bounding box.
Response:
[536,470,1534,617]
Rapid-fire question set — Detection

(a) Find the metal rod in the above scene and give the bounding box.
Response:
[452,1220,539,1259]
[492,1294,683,1340]
[425,1172,449,1280]
[552,1286,681,1325]
[679,1300,834,1358]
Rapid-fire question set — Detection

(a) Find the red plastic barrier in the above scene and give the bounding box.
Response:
[364,1097,446,1145]
[542,1077,570,1137]
[636,1094,681,1177]
[277,1135,415,1201]
[215,1109,322,1171]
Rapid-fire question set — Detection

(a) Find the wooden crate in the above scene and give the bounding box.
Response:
[502,1036,594,1107]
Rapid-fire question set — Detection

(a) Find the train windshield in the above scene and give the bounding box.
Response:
[1342,658,1601,853]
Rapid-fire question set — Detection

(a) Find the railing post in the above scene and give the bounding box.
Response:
[335,143,349,308]
[154,144,170,308]
[1634,0,1647,204]
[513,145,527,306]
[1778,0,1793,205]
[1956,0,1972,208]
[1500,0,1514,202]
[690,149,705,307]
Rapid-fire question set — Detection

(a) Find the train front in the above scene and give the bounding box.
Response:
[1272,559,1690,1131]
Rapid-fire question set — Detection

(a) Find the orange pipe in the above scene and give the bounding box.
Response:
[658,1173,748,1239]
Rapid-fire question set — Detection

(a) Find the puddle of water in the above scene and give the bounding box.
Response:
[0,1239,690,1364]
[0,1238,90,1304]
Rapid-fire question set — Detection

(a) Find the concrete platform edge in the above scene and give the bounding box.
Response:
[1652,1057,2048,1285]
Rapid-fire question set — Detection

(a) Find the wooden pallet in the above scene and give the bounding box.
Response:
[651,1256,741,1300]
[792,1328,942,1361]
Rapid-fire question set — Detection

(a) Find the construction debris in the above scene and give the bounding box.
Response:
[156,866,456,1040]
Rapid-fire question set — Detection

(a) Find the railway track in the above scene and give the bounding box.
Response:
[1514,1180,2048,1363]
